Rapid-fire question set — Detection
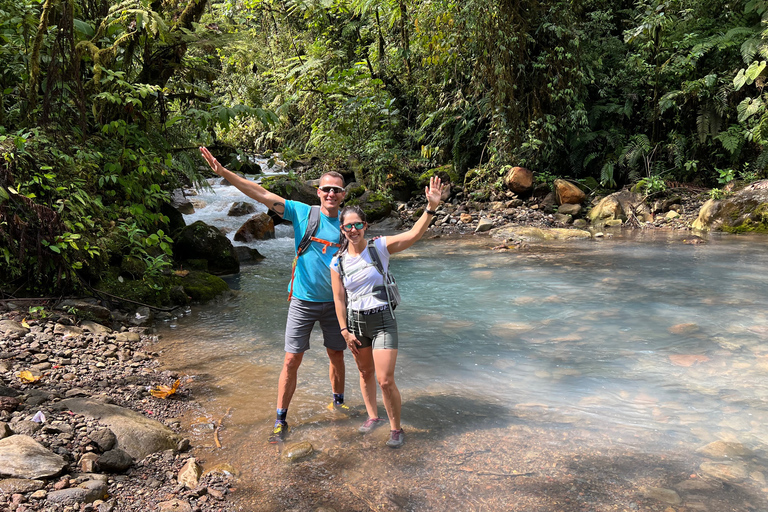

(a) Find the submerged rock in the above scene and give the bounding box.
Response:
[282,441,314,462]
[696,440,753,459]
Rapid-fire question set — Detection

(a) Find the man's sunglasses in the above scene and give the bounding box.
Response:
[342,222,365,231]
[318,186,344,194]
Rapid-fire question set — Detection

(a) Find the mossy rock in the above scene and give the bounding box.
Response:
[160,202,187,238]
[692,181,768,232]
[261,176,319,205]
[174,221,239,275]
[344,183,366,201]
[418,164,459,188]
[120,255,147,279]
[346,190,393,222]
[174,271,229,303]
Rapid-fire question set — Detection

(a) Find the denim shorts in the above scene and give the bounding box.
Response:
[284,299,346,353]
[347,307,399,350]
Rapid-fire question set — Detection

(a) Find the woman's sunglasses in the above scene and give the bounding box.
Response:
[342,222,365,231]
[318,186,344,194]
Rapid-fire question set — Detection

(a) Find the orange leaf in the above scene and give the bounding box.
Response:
[18,371,42,383]
[150,379,181,399]
[21,318,30,328]
[669,354,710,367]
[173,270,190,277]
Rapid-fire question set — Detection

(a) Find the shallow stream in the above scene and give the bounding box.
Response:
[154,179,768,511]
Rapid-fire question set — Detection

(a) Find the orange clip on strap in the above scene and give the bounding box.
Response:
[287,238,341,301]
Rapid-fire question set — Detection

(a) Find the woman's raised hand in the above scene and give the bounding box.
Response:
[199,147,224,176]
[425,175,445,209]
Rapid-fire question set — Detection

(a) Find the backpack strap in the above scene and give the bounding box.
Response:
[366,239,385,275]
[296,205,321,256]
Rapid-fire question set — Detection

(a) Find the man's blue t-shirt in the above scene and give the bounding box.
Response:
[284,200,341,303]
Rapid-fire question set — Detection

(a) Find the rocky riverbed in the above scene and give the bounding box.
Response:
[0,307,234,512]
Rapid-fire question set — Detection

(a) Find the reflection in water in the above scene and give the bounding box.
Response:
[156,183,768,509]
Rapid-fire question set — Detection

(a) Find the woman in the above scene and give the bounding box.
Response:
[330,176,444,448]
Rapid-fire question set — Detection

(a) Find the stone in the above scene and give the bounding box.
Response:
[282,441,314,462]
[77,479,108,501]
[55,399,180,460]
[0,396,20,412]
[174,221,240,276]
[0,321,28,336]
[605,219,623,227]
[0,422,12,439]
[98,448,133,473]
[80,321,112,335]
[665,210,681,219]
[503,167,533,195]
[490,226,591,242]
[46,488,90,506]
[55,300,112,323]
[114,332,140,343]
[459,213,473,224]
[80,453,99,473]
[90,428,117,452]
[227,201,257,217]
[234,213,275,242]
[699,461,749,483]
[355,190,394,222]
[641,487,681,505]
[558,203,582,216]
[170,189,195,215]
[696,440,753,459]
[11,420,41,436]
[553,213,573,224]
[233,246,265,265]
[693,180,768,232]
[157,499,193,512]
[0,478,45,494]
[0,435,66,479]
[475,219,494,232]
[177,457,202,489]
[573,219,588,229]
[54,324,84,338]
[554,179,585,205]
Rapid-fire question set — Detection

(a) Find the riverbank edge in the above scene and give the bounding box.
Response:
[0,308,234,512]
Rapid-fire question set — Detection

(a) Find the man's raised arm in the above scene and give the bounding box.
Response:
[199,147,287,216]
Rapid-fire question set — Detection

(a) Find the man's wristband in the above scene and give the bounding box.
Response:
[425,209,437,215]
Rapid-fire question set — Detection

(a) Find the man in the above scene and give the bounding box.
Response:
[199,147,348,442]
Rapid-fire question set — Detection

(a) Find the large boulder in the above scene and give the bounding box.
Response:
[588,190,645,225]
[554,179,585,205]
[503,167,533,195]
[692,180,768,232]
[54,300,112,323]
[169,189,194,215]
[353,191,393,222]
[55,399,180,460]
[234,213,275,242]
[227,201,257,217]
[0,435,67,479]
[261,176,319,205]
[174,221,239,275]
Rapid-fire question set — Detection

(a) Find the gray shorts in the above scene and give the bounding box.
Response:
[285,299,346,353]
[347,307,399,350]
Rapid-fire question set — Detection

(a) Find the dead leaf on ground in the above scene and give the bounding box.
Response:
[18,371,42,383]
[150,379,181,399]
[669,354,710,367]
[21,318,30,328]
[174,270,190,277]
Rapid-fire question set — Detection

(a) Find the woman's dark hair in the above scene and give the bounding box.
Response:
[336,205,367,256]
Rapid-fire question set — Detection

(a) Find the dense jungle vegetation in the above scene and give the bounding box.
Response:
[2,0,768,298]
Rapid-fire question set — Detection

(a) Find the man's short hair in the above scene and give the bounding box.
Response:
[320,171,345,185]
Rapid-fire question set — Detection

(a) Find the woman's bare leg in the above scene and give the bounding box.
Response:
[354,347,379,419]
[373,348,400,430]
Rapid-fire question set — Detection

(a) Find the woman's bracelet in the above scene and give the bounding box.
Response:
[340,327,349,333]
[425,208,437,215]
